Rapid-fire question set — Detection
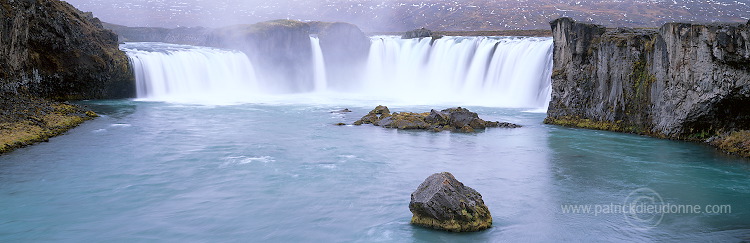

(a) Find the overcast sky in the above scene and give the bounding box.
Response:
[64,0,750,31]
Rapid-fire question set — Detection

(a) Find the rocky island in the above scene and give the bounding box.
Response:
[351,106,521,132]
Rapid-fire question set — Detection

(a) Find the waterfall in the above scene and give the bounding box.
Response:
[122,42,259,103]
[310,36,328,92]
[362,36,553,108]
[122,36,553,108]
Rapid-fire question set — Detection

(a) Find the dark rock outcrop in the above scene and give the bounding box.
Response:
[353,105,390,125]
[402,27,433,39]
[353,106,520,132]
[1,0,134,99]
[409,172,492,232]
[545,18,750,142]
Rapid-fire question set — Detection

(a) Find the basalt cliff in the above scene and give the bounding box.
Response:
[1,0,134,99]
[1,0,133,153]
[545,18,750,157]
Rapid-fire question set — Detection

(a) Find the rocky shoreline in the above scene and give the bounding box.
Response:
[0,94,97,154]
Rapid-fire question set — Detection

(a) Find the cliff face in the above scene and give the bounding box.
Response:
[546,18,750,140]
[1,0,137,154]
[0,0,134,99]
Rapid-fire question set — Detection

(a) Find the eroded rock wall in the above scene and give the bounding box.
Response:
[0,0,134,99]
[546,17,750,139]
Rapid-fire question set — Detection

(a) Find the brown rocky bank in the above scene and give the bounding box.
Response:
[545,17,750,158]
[1,0,134,154]
[0,94,98,154]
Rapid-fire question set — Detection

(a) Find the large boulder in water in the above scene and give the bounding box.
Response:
[409,172,492,232]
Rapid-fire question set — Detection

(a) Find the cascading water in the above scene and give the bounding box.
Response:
[310,36,328,92]
[122,42,259,103]
[362,36,553,108]
[122,36,553,108]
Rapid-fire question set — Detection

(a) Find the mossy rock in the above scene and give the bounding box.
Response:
[409,172,492,232]
[353,106,520,132]
[709,130,750,158]
[0,95,96,154]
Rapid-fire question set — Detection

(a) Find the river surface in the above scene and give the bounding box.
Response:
[1,99,749,242]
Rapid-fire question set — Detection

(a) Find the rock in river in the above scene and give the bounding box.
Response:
[409,172,492,232]
[352,106,520,132]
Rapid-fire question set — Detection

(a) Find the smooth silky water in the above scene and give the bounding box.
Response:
[1,39,749,242]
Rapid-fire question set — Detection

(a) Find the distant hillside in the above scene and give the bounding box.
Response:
[66,0,749,31]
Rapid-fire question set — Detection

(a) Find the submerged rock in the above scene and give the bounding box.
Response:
[409,172,492,232]
[353,106,520,132]
[331,108,352,113]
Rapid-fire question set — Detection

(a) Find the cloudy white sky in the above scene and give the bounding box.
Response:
[65,0,750,31]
